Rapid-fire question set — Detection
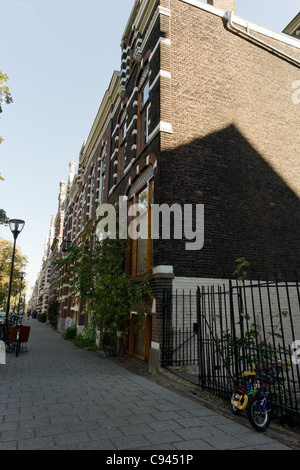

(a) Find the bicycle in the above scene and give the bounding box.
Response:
[231,368,257,415]
[0,316,12,353]
[15,318,23,357]
[9,315,23,357]
[231,360,291,432]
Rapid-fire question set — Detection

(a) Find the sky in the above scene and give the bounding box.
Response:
[0,0,299,297]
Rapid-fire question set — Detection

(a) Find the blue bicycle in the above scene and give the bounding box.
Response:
[231,360,290,432]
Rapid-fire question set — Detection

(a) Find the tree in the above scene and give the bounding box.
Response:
[0,209,9,226]
[0,71,13,146]
[57,224,151,339]
[0,70,12,215]
[0,71,13,183]
[0,238,28,311]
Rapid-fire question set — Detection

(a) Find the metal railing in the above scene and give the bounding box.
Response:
[162,274,300,421]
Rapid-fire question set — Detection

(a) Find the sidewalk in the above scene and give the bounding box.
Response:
[0,319,297,450]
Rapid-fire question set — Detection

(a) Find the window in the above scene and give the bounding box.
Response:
[118,110,127,181]
[130,39,137,72]
[98,145,106,204]
[128,174,154,277]
[136,186,148,274]
[88,168,95,219]
[138,67,150,153]
[80,191,85,233]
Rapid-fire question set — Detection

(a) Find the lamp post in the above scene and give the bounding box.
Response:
[5,220,25,331]
[18,272,26,314]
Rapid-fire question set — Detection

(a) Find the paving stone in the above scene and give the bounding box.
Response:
[0,320,295,451]
[145,430,184,445]
[54,431,91,447]
[111,433,151,450]
[18,436,55,450]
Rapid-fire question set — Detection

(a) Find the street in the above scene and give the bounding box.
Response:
[0,319,295,450]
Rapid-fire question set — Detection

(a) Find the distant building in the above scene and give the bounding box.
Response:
[32,180,67,316]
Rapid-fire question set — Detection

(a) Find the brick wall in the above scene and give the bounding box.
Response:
[108,6,161,204]
[156,0,300,280]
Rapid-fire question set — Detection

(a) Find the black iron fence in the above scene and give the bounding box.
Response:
[162,276,300,421]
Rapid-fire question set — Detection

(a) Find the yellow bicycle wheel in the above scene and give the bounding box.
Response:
[231,392,249,412]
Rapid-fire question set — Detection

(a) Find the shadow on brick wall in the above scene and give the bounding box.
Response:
[155,124,300,280]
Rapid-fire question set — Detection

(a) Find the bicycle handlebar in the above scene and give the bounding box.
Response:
[255,360,291,371]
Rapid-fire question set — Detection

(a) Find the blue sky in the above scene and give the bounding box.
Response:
[0,0,299,296]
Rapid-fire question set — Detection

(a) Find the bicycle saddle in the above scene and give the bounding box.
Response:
[243,371,256,377]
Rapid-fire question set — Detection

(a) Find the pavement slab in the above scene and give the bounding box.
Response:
[0,319,298,452]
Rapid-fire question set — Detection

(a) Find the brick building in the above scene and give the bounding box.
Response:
[31,180,67,315]
[37,0,300,370]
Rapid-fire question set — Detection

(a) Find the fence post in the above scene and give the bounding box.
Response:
[229,279,239,382]
[162,289,166,369]
[197,286,205,388]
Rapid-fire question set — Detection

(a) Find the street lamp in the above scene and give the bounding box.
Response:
[5,220,25,331]
[9,219,25,240]
[18,271,26,314]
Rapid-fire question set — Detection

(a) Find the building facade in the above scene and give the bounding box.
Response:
[34,0,300,370]
[31,180,67,316]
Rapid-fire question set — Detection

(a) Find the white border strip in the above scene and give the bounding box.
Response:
[180,0,300,49]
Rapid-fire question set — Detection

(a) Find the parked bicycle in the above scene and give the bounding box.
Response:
[0,316,12,351]
[231,360,291,432]
[1,314,30,357]
[231,368,257,415]
[13,316,23,357]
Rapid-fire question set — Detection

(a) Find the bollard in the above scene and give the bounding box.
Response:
[0,340,6,365]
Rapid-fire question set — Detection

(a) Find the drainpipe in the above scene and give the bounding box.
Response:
[227,11,300,67]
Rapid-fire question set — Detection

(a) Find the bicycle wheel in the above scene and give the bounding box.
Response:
[16,339,20,356]
[231,402,241,415]
[231,391,248,414]
[247,395,270,432]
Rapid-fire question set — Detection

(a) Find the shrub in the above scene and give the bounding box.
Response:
[38,313,47,323]
[74,334,96,349]
[47,300,59,329]
[62,326,77,340]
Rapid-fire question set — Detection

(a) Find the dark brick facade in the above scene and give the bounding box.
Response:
[156,0,300,280]
[52,0,300,365]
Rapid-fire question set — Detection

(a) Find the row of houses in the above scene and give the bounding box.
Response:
[30,0,300,372]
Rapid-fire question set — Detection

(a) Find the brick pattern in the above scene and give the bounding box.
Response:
[207,0,236,12]
[156,0,300,279]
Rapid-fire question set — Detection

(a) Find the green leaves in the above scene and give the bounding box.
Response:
[0,71,13,114]
[233,257,250,281]
[0,238,28,310]
[58,224,151,339]
[0,209,9,226]
[0,70,13,145]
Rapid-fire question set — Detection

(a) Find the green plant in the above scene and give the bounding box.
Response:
[47,300,59,329]
[74,334,96,349]
[62,326,77,340]
[233,257,250,281]
[38,312,47,323]
[56,214,152,344]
